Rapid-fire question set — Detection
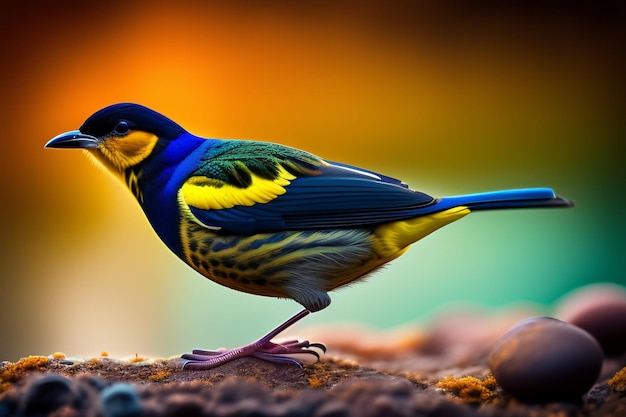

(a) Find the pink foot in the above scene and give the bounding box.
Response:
[182,309,326,370]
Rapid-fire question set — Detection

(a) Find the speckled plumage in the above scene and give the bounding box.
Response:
[46,103,573,368]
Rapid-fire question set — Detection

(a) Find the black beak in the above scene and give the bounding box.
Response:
[45,130,99,149]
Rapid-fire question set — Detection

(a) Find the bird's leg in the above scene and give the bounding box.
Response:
[182,309,326,370]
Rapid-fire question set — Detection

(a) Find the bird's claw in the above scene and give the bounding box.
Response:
[181,309,325,370]
[182,339,326,370]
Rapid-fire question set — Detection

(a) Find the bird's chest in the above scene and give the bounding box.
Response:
[126,166,187,256]
[124,141,214,258]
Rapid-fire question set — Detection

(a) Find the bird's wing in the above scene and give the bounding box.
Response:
[178,140,434,234]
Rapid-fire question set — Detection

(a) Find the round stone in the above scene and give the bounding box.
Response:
[556,283,626,356]
[488,317,603,403]
[99,383,142,417]
[20,374,74,415]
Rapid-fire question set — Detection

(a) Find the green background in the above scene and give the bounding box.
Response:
[0,1,623,361]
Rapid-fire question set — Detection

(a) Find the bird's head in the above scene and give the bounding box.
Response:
[45,103,186,177]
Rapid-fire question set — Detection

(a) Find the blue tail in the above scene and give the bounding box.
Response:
[436,188,573,213]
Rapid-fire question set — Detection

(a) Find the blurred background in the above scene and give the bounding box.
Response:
[0,1,623,362]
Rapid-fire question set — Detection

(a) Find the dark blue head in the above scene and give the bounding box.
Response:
[79,103,186,141]
[45,103,187,174]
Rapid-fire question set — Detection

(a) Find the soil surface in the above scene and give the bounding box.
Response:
[1,318,625,417]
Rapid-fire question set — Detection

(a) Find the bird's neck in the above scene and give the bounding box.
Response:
[132,136,216,255]
[83,147,149,204]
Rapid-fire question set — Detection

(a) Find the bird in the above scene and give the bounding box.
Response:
[46,103,573,369]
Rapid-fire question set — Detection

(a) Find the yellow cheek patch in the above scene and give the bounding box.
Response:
[99,131,159,171]
[181,165,296,210]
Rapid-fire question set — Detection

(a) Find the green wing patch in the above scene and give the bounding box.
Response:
[194,141,324,188]
[181,140,325,211]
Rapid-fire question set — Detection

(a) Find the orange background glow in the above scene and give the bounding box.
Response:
[0,1,623,361]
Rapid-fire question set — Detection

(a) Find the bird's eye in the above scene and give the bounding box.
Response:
[113,121,130,136]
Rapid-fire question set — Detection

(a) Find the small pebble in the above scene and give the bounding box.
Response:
[19,374,74,415]
[556,283,626,356]
[99,383,142,417]
[162,393,206,417]
[488,317,603,403]
[0,402,13,417]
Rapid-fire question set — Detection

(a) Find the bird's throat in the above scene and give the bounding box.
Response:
[83,149,126,182]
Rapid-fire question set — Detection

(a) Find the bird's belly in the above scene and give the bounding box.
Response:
[178,217,388,301]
